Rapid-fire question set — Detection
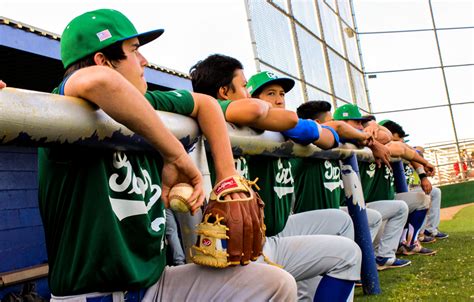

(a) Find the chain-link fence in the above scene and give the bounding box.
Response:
[245,0,369,112]
[245,0,473,186]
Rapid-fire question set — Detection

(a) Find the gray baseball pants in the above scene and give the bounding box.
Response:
[257,209,362,301]
[411,186,441,234]
[366,200,409,259]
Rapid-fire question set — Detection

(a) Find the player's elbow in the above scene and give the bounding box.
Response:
[286,112,299,128]
[78,66,122,98]
[246,100,269,121]
[376,132,392,145]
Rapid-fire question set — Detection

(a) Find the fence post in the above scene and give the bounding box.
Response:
[341,154,381,294]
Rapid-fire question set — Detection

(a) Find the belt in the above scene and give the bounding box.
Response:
[86,289,147,302]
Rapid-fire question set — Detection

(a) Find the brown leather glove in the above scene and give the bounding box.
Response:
[191,175,265,267]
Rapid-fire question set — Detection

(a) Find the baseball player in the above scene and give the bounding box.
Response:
[381,120,448,240]
[287,100,410,270]
[331,104,436,256]
[246,73,384,243]
[38,9,297,301]
[191,55,362,301]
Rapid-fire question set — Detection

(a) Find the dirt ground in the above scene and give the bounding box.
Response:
[440,202,474,221]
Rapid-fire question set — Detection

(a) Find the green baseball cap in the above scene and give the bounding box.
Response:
[60,9,164,68]
[246,71,295,97]
[333,104,370,121]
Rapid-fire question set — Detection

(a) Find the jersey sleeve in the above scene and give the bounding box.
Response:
[217,99,232,115]
[145,90,194,115]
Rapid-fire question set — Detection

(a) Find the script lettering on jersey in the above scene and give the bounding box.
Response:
[323,160,343,192]
[274,159,294,199]
[366,162,376,178]
[234,157,249,179]
[108,152,163,228]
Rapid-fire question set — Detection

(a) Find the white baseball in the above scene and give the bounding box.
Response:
[169,183,195,213]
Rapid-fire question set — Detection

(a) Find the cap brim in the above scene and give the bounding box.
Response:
[352,117,371,122]
[121,29,164,46]
[251,77,295,97]
[276,78,295,93]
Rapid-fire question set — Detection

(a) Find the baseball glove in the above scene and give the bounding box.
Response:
[190,175,266,268]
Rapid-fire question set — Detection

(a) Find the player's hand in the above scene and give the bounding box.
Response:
[0,80,6,89]
[370,140,391,169]
[161,152,205,215]
[420,177,432,195]
[361,132,373,146]
[364,122,379,140]
[424,163,435,177]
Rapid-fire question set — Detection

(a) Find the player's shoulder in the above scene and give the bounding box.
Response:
[145,89,194,114]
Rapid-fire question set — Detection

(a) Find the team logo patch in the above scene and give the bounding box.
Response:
[97,29,112,42]
[215,178,238,195]
[202,238,212,246]
[266,72,278,79]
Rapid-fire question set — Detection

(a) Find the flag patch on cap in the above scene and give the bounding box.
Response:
[343,112,349,117]
[96,29,112,42]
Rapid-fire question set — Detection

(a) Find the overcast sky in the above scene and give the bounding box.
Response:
[2,0,257,75]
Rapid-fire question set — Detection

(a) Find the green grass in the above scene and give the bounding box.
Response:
[355,205,474,301]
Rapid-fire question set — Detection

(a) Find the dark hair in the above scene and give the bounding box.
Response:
[189,54,243,98]
[382,120,406,137]
[297,100,332,120]
[64,41,127,78]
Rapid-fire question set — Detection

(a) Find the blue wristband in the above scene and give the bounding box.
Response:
[282,119,320,145]
[321,125,340,148]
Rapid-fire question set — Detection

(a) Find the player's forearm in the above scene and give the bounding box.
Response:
[410,151,430,166]
[377,125,393,143]
[314,128,336,149]
[70,66,186,160]
[250,108,298,131]
[324,121,367,142]
[387,141,408,158]
[192,93,237,181]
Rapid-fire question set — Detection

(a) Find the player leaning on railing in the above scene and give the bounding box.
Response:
[293,101,411,271]
[15,8,296,302]
[381,120,448,241]
[329,105,436,256]
[190,54,362,302]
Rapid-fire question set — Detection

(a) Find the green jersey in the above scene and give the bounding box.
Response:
[210,98,292,236]
[358,162,395,202]
[248,156,294,237]
[291,158,342,213]
[39,88,194,295]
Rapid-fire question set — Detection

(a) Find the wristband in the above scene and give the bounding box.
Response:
[282,119,320,145]
[418,173,427,179]
[416,167,426,175]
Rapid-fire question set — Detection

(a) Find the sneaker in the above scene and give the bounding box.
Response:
[434,231,449,240]
[424,229,449,240]
[401,243,437,256]
[419,235,436,244]
[376,256,411,271]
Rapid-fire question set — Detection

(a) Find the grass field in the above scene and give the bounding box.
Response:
[354,205,474,301]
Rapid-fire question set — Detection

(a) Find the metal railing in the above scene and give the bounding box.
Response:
[0,88,387,293]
